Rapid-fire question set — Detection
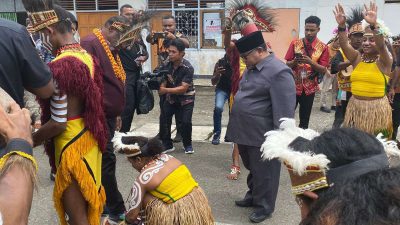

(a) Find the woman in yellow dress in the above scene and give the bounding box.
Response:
[109,133,214,225]
[23,1,108,224]
[334,2,393,137]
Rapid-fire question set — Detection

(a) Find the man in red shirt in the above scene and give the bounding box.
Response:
[285,16,330,129]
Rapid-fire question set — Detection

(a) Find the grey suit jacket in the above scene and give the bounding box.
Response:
[226,54,296,147]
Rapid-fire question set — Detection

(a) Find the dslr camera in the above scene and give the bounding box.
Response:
[140,70,169,90]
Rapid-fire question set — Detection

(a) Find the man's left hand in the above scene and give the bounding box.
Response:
[164,32,176,40]
[159,87,168,95]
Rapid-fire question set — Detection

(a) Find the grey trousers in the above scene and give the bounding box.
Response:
[238,144,281,214]
[320,73,338,107]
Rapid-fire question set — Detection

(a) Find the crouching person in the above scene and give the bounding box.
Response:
[110,132,214,225]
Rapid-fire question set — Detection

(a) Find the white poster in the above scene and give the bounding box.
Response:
[203,13,221,39]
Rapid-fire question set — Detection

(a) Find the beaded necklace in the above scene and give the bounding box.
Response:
[93,28,126,83]
[55,43,83,56]
[361,54,379,63]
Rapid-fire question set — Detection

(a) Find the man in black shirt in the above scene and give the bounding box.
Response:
[159,39,195,154]
[211,55,232,145]
[0,18,54,225]
[147,15,190,143]
[119,4,149,132]
[0,18,54,107]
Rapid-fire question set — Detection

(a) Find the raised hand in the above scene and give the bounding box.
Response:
[333,3,346,26]
[363,1,378,26]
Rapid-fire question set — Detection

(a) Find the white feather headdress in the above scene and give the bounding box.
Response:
[261,118,329,175]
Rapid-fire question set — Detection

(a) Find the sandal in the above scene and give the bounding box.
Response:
[227,165,241,180]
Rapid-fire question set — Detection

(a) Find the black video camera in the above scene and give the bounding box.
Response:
[140,70,169,90]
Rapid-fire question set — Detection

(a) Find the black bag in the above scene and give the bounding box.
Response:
[136,79,154,115]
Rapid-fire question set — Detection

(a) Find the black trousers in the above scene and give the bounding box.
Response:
[333,92,352,129]
[161,101,194,148]
[102,117,125,216]
[159,95,182,137]
[120,82,137,132]
[238,144,281,214]
[392,93,400,140]
[296,91,315,129]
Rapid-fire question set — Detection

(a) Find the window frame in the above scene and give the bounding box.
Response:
[59,0,119,12]
[148,0,225,50]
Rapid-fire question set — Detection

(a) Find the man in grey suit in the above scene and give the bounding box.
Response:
[226,31,296,223]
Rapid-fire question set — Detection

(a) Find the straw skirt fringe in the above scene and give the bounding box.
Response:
[343,96,392,138]
[144,187,214,225]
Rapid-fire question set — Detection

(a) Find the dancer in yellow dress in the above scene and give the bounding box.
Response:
[110,133,214,225]
[334,2,393,137]
[23,1,108,224]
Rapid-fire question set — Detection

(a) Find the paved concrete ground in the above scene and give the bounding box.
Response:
[29,85,341,224]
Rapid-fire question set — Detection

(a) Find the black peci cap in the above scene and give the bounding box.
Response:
[235,31,265,54]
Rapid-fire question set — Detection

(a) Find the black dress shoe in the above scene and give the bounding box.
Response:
[249,210,271,223]
[235,198,253,207]
[320,106,331,113]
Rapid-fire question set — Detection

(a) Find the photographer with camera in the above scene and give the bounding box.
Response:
[158,39,195,154]
[146,15,189,143]
[146,15,189,68]
[285,16,329,129]
[211,54,232,145]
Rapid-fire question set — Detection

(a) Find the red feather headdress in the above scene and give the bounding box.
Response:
[227,0,276,35]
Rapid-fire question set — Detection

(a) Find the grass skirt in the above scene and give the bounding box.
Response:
[144,187,214,225]
[343,96,392,138]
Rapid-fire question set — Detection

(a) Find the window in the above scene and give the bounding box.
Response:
[59,0,118,11]
[148,0,225,49]
[59,0,74,10]
[176,10,199,48]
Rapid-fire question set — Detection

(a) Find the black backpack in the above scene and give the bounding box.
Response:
[136,79,154,115]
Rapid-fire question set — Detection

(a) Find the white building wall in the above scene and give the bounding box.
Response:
[119,0,147,10]
[120,0,400,75]
[267,0,399,43]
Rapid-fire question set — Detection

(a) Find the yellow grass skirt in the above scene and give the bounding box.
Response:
[144,187,214,225]
[53,118,105,225]
[343,96,392,138]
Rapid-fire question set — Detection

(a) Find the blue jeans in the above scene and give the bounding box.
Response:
[213,88,230,137]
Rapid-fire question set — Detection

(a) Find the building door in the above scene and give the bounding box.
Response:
[149,11,172,71]
[262,8,300,61]
[77,12,118,39]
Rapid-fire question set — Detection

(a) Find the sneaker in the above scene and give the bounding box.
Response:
[163,145,175,153]
[184,145,194,154]
[320,106,331,113]
[211,134,220,145]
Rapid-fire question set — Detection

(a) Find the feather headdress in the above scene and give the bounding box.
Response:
[362,18,392,37]
[22,0,59,32]
[226,0,276,35]
[117,23,144,47]
[112,131,148,157]
[261,118,400,195]
[346,7,364,34]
